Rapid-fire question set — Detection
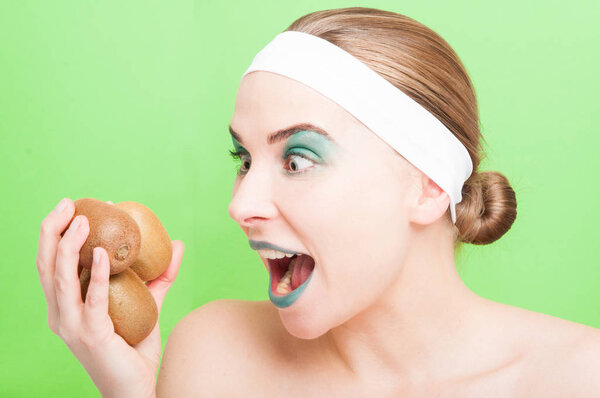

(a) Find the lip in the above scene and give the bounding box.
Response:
[249,239,305,255]
[249,240,316,308]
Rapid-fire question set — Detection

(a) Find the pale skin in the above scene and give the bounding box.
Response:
[37,71,600,397]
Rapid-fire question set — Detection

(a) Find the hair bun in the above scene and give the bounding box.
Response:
[455,171,517,245]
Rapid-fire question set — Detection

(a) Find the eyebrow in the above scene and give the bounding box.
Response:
[228,122,332,146]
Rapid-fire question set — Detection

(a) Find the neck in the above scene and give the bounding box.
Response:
[323,220,491,384]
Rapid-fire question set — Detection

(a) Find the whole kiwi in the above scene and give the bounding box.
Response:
[80,267,158,346]
[115,201,172,281]
[71,198,141,275]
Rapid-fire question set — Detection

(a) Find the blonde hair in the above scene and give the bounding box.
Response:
[285,7,517,246]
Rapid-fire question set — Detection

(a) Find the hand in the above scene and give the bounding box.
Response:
[36,198,184,398]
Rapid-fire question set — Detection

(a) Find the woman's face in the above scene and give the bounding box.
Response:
[228,71,420,339]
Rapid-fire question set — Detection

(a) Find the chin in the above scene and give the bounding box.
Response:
[277,308,331,340]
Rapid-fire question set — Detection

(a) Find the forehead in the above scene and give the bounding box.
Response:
[231,71,364,141]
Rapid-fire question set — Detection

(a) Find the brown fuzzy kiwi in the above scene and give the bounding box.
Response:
[80,267,158,346]
[115,201,172,281]
[71,198,141,275]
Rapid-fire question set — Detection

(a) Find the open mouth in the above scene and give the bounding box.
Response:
[268,253,315,296]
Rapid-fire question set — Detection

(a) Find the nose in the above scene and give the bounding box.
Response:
[227,165,278,228]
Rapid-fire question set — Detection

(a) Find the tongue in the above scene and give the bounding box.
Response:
[291,254,315,290]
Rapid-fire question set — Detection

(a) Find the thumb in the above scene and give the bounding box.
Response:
[146,240,184,312]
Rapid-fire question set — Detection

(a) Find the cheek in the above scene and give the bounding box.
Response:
[282,166,409,288]
[276,174,410,337]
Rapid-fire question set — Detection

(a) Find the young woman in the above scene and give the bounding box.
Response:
[36,7,600,397]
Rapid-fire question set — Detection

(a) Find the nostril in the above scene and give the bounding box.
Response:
[240,216,272,229]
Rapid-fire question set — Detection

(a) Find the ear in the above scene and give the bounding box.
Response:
[408,173,450,225]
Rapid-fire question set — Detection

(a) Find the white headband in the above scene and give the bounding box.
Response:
[241,30,473,224]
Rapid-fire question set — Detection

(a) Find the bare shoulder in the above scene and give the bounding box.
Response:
[157,299,282,397]
[563,329,600,394]
[549,322,600,395]
[499,303,600,395]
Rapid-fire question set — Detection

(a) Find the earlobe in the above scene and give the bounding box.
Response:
[408,175,451,225]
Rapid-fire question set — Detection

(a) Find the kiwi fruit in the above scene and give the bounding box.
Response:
[74,198,171,345]
[80,267,158,346]
[71,198,141,275]
[115,202,172,281]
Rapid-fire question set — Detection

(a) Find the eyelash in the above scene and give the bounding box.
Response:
[228,149,316,176]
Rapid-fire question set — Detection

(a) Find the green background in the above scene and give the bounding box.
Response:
[1,0,598,396]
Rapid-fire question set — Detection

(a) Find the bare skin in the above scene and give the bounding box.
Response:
[158,71,600,396]
[158,299,600,397]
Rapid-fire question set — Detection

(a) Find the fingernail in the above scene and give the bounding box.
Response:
[93,247,100,265]
[70,216,81,231]
[54,198,67,213]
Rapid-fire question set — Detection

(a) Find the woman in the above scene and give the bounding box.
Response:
[36,7,600,397]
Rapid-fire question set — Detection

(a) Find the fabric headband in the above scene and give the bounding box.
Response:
[241,30,473,224]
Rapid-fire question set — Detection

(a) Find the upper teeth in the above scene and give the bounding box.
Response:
[257,249,296,259]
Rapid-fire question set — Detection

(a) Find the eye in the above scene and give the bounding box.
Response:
[228,149,251,175]
[284,152,316,174]
[228,149,317,176]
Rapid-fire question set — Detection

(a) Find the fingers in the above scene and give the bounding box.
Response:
[83,247,110,328]
[54,214,90,331]
[106,201,114,205]
[37,198,75,326]
[146,240,185,312]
